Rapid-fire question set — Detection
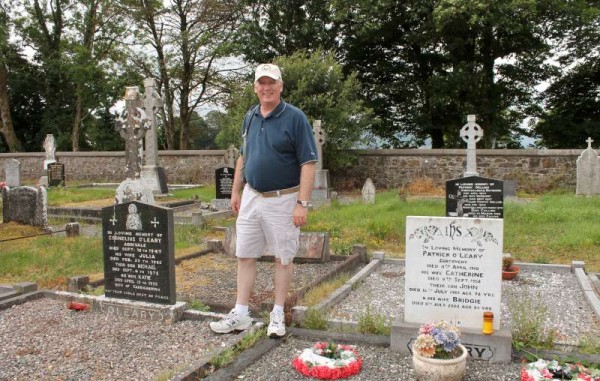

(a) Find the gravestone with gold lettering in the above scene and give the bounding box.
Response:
[102,201,175,304]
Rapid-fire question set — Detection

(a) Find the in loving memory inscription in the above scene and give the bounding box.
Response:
[102,201,175,304]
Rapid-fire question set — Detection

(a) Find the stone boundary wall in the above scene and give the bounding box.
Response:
[0,149,582,192]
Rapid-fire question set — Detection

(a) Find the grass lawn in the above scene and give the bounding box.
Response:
[1,188,599,288]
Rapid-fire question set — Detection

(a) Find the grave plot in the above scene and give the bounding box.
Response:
[0,298,242,381]
[176,252,365,313]
[328,261,600,346]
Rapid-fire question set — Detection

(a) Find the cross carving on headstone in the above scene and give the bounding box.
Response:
[586,137,594,149]
[312,120,326,171]
[151,217,160,228]
[115,86,151,179]
[143,78,163,168]
[460,115,484,177]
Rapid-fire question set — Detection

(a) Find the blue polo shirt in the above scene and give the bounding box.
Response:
[241,100,318,192]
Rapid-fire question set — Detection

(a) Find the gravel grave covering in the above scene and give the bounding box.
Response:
[0,298,240,381]
[329,262,600,345]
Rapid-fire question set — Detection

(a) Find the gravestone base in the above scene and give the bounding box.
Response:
[211,199,231,211]
[51,291,186,323]
[391,318,512,363]
[141,166,169,195]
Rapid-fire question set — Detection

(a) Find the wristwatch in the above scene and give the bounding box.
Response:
[297,200,309,208]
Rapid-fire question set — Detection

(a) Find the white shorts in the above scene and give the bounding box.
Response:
[235,184,300,265]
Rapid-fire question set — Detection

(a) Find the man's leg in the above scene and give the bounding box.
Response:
[274,258,293,306]
[236,257,257,306]
[268,257,293,338]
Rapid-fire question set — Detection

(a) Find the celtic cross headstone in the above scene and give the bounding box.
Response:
[115,86,151,180]
[313,120,326,171]
[460,115,483,177]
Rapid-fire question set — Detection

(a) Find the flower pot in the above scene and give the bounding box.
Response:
[502,265,520,280]
[412,344,467,381]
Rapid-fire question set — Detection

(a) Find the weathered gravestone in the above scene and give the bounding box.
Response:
[576,137,600,196]
[40,134,57,187]
[4,159,20,187]
[139,78,168,195]
[362,178,376,204]
[311,120,332,204]
[446,176,503,218]
[2,186,48,228]
[102,201,175,304]
[392,216,511,363]
[223,227,330,262]
[114,85,155,204]
[47,162,65,187]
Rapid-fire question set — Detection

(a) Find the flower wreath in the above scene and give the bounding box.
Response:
[521,359,600,381]
[292,341,362,380]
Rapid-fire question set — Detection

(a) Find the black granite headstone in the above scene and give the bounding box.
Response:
[215,167,234,199]
[446,176,504,218]
[102,201,175,304]
[47,162,65,187]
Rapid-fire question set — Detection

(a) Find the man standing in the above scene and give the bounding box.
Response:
[210,64,318,337]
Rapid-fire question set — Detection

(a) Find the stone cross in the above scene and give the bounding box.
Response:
[115,86,151,179]
[142,78,163,168]
[460,115,483,177]
[225,144,238,168]
[587,137,594,149]
[312,120,326,171]
[43,134,57,169]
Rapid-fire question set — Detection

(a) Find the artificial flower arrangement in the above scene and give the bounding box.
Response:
[292,341,362,380]
[413,320,463,359]
[521,359,600,381]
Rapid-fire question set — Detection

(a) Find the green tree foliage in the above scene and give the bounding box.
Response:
[13,0,136,151]
[333,0,593,148]
[533,58,600,148]
[234,0,339,64]
[216,50,375,168]
[126,0,242,150]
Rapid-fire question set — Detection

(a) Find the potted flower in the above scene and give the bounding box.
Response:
[502,255,520,280]
[412,321,467,381]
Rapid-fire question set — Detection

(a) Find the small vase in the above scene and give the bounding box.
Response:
[412,344,467,381]
[502,265,520,280]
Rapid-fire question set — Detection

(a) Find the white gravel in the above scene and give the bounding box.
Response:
[329,262,600,345]
[0,298,239,380]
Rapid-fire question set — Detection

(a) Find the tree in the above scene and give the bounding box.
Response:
[216,50,375,168]
[0,8,23,152]
[127,0,242,150]
[333,0,590,148]
[234,0,339,64]
[533,57,600,148]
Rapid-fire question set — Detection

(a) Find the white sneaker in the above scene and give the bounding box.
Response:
[209,309,252,334]
[267,311,286,338]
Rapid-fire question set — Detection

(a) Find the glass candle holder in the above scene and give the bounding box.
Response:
[482,311,494,335]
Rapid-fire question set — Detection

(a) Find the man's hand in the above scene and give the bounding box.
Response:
[231,192,242,215]
[293,203,308,227]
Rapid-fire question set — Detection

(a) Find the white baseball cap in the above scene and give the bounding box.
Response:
[255,64,282,81]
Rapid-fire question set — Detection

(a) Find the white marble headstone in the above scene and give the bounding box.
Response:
[576,137,600,196]
[405,216,503,330]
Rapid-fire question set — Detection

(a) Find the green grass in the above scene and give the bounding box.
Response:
[2,190,600,288]
[43,184,217,205]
